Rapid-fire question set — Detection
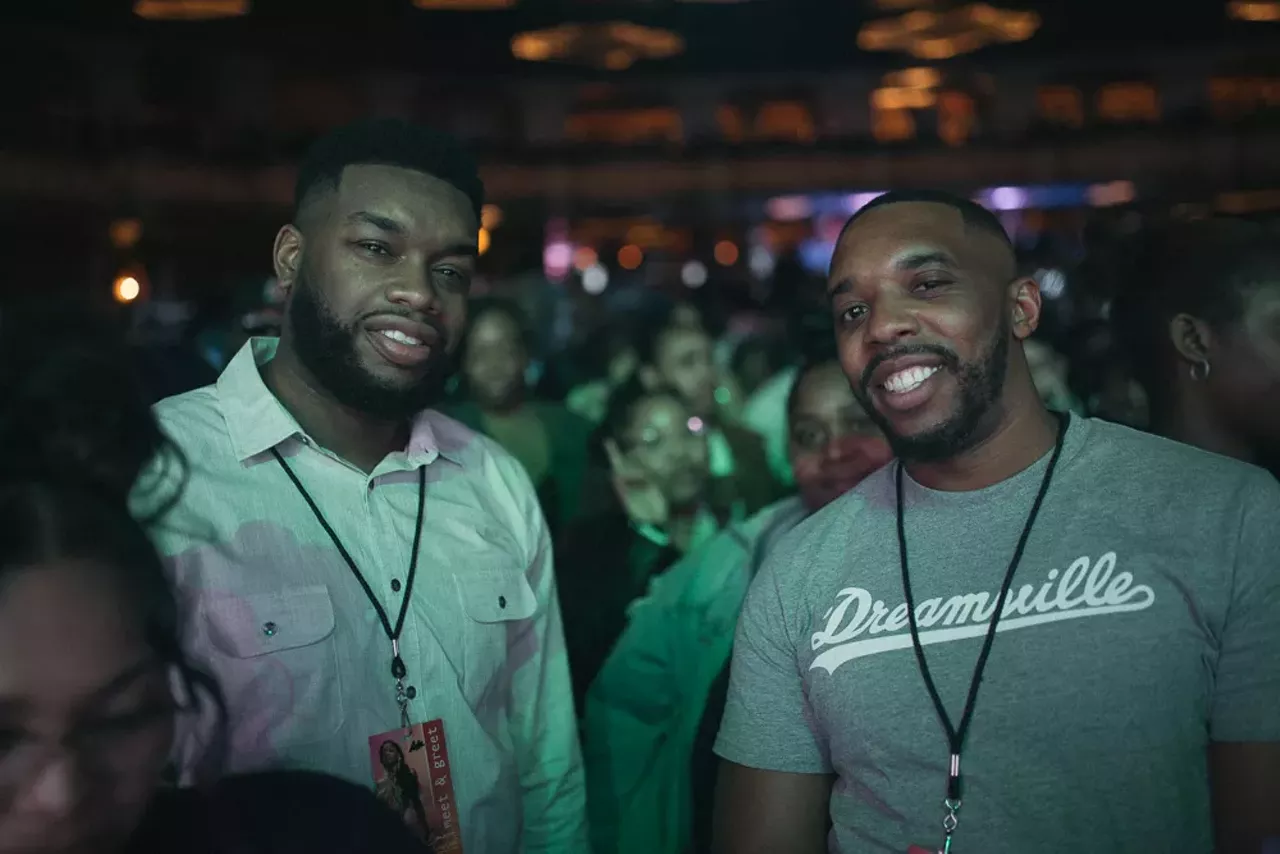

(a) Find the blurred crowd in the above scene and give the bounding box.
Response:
[1,117,1277,854]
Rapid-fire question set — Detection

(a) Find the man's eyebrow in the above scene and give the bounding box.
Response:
[345,211,407,234]
[892,249,958,271]
[428,243,480,263]
[827,248,960,296]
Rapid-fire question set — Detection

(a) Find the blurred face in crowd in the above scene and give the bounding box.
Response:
[647,326,718,420]
[617,393,710,510]
[275,164,479,418]
[670,303,703,331]
[0,560,175,854]
[1196,281,1280,459]
[789,361,894,512]
[828,202,1041,463]
[463,309,528,412]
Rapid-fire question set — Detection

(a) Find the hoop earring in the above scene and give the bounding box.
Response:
[1190,359,1211,382]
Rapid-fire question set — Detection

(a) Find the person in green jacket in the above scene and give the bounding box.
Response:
[442,296,594,536]
[581,355,893,854]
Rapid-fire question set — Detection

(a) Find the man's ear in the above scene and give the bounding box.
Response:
[1168,313,1213,366]
[273,224,303,298]
[1008,277,1043,341]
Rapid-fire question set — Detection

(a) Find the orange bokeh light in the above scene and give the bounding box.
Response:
[618,244,644,270]
[714,240,740,266]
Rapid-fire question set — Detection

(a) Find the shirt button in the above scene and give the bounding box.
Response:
[391,579,402,593]
[406,686,417,700]
[262,621,277,637]
[498,596,507,609]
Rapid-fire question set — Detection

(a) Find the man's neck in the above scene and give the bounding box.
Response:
[1159,398,1257,467]
[904,398,1060,492]
[263,345,408,474]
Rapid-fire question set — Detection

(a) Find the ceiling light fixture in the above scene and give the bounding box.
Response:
[412,0,516,8]
[858,2,1040,59]
[512,21,684,70]
[1227,0,1280,20]
[134,0,248,19]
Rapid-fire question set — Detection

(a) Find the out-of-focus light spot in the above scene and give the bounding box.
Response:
[687,416,706,434]
[767,195,813,222]
[481,204,503,231]
[582,264,609,294]
[573,246,598,271]
[843,192,886,214]
[681,260,709,288]
[113,275,141,304]
[748,244,775,278]
[714,386,732,405]
[1035,268,1067,299]
[544,241,573,280]
[1087,180,1137,208]
[478,228,492,255]
[618,244,644,270]
[988,186,1028,211]
[1228,0,1280,21]
[134,0,248,19]
[714,240,740,266]
[109,218,143,249]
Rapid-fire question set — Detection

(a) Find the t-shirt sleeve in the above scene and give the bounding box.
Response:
[714,550,830,773]
[1209,469,1280,743]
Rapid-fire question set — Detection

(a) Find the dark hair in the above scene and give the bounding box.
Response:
[294,118,484,222]
[461,296,532,357]
[0,300,225,776]
[633,302,704,369]
[1110,217,1280,416]
[591,376,683,464]
[786,354,845,419]
[837,189,1013,250]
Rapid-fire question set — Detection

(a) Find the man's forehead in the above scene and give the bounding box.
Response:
[333,164,475,222]
[831,202,1010,279]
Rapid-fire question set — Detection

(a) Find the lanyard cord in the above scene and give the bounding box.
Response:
[270,448,426,680]
[895,413,1067,804]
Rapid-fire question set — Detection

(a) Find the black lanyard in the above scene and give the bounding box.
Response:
[271,448,426,727]
[895,413,1067,853]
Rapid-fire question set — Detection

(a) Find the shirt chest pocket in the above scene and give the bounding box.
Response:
[201,585,347,756]
[447,569,540,704]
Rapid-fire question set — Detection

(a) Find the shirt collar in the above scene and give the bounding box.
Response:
[215,337,462,468]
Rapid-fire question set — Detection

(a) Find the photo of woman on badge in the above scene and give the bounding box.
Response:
[375,739,431,841]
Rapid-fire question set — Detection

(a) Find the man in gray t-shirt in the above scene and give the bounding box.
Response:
[713,191,1280,854]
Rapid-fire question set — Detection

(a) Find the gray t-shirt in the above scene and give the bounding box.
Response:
[715,415,1280,853]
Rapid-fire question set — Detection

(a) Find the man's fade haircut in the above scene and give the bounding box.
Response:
[836,189,1013,250]
[293,117,485,223]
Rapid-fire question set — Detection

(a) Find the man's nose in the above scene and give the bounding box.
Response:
[20,750,82,821]
[386,263,442,314]
[864,294,920,346]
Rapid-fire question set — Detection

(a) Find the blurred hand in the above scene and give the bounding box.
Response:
[604,439,668,527]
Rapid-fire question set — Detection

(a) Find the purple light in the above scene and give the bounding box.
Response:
[843,192,886,214]
[543,241,573,280]
[988,187,1028,212]
[767,195,814,222]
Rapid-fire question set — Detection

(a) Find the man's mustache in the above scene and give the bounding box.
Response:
[860,343,960,397]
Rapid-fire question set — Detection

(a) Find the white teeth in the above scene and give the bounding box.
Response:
[883,365,940,394]
[379,329,423,346]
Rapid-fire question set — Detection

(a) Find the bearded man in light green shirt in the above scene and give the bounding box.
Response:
[147,119,587,853]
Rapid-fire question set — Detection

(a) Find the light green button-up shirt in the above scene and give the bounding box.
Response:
[149,338,587,853]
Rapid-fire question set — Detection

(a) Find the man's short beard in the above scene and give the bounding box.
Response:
[855,319,1011,464]
[287,270,453,420]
